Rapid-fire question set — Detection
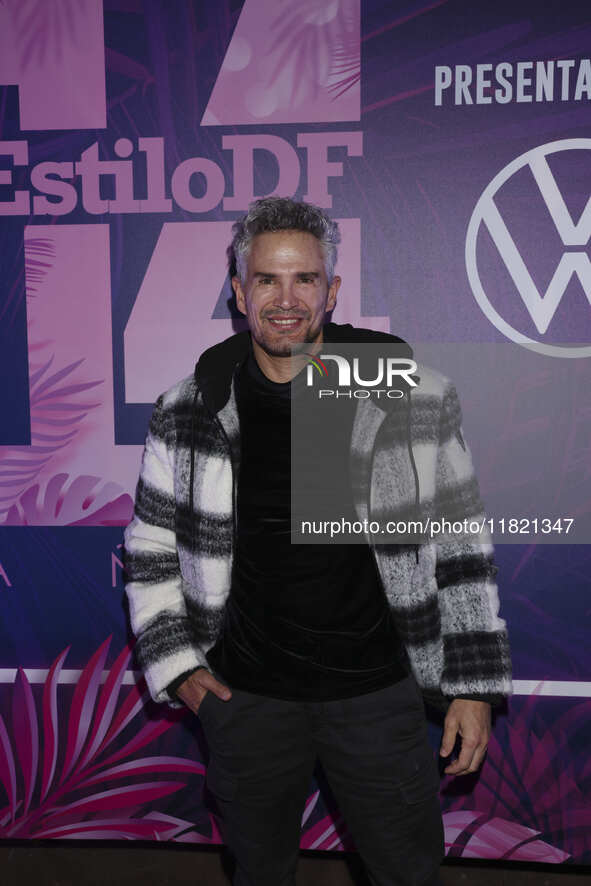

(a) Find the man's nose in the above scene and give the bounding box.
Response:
[275,281,299,309]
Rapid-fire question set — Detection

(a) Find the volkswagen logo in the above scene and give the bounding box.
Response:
[466,138,591,358]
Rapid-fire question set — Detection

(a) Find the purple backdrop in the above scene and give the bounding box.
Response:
[0,0,590,864]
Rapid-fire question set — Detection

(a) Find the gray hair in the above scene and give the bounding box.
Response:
[230,197,340,284]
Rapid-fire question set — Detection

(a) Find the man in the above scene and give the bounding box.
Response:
[123,197,512,886]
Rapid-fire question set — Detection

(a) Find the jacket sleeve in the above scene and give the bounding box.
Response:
[433,381,513,702]
[123,394,208,708]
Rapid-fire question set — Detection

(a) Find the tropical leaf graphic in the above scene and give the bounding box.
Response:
[440,695,591,862]
[297,697,581,860]
[0,236,55,335]
[297,790,572,858]
[298,795,571,859]
[24,238,56,299]
[8,0,88,72]
[4,472,133,526]
[0,641,585,856]
[301,808,352,851]
[327,0,360,100]
[443,810,569,862]
[0,345,107,523]
[0,638,217,842]
[269,0,359,107]
[0,232,115,524]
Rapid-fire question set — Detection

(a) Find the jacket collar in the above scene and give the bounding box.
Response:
[194,321,414,415]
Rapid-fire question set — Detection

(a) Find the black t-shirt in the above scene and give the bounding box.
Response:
[204,345,407,700]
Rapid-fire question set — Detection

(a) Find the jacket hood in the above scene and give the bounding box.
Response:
[194,321,414,415]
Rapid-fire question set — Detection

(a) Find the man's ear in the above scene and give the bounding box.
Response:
[326,275,341,312]
[232,276,247,316]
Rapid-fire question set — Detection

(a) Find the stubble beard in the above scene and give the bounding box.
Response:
[256,315,324,358]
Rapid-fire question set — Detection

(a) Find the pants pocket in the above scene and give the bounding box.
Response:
[398,758,440,804]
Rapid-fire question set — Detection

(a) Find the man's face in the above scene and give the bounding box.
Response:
[232,230,340,358]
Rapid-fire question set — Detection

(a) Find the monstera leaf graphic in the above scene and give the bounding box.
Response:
[0,638,218,841]
[298,795,571,858]
[443,811,570,862]
[298,792,571,858]
[298,716,577,860]
[4,473,133,526]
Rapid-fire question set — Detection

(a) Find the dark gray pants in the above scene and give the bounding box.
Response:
[198,674,444,886]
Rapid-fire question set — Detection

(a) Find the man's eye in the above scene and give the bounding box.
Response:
[259,277,274,285]
[298,276,314,284]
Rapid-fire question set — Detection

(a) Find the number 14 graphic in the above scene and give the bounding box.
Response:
[1,220,373,525]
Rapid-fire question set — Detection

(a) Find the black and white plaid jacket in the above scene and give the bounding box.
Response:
[123,322,512,709]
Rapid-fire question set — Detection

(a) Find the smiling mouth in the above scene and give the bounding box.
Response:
[266,317,304,330]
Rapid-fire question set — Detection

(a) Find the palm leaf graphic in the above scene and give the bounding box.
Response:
[0,638,214,841]
[0,716,17,824]
[440,694,590,861]
[1,234,105,521]
[12,668,39,817]
[269,0,359,107]
[3,641,582,855]
[10,0,87,72]
[74,643,133,774]
[301,789,319,828]
[0,348,104,523]
[298,696,580,859]
[59,637,112,784]
[34,814,186,841]
[75,756,206,790]
[301,810,351,851]
[40,646,69,802]
[42,782,187,818]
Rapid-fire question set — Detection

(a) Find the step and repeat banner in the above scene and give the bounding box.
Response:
[1,0,590,862]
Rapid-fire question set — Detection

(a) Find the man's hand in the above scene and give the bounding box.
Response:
[439,699,491,776]
[176,668,232,715]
